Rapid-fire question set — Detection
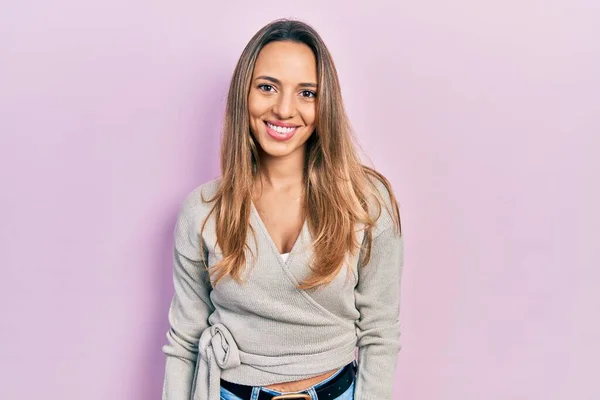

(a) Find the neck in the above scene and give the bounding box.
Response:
[256,147,305,190]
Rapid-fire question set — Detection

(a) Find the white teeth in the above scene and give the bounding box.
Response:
[267,122,297,134]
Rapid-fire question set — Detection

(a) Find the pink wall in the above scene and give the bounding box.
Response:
[1,1,598,399]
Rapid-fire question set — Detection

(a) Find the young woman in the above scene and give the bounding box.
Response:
[162,19,403,400]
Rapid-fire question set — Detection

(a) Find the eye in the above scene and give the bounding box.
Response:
[300,90,317,98]
[258,84,275,92]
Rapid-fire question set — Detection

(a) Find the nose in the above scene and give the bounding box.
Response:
[272,92,295,119]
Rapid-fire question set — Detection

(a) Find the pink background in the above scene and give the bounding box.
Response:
[1,1,598,399]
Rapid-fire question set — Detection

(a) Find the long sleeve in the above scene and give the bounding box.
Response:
[354,222,404,400]
[162,192,214,400]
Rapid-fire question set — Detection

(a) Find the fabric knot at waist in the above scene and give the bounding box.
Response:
[193,323,356,400]
[195,323,240,400]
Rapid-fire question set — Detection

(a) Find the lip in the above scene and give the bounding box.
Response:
[264,121,299,141]
[265,120,300,128]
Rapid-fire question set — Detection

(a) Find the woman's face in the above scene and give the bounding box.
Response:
[248,40,318,159]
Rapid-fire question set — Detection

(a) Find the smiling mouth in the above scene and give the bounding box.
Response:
[265,121,299,134]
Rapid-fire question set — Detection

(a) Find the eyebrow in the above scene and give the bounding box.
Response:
[255,75,318,89]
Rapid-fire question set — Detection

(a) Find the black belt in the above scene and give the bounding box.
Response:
[220,362,356,400]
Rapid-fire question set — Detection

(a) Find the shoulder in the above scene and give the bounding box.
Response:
[179,177,222,212]
[176,177,222,230]
[364,169,401,236]
[172,177,223,255]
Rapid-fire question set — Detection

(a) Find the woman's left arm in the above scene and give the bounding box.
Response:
[354,221,404,400]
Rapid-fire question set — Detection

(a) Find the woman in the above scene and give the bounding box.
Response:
[162,19,403,400]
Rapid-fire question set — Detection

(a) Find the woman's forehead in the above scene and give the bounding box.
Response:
[253,41,317,84]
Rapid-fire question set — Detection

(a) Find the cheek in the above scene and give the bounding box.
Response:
[301,104,317,127]
[247,92,270,118]
[247,96,259,118]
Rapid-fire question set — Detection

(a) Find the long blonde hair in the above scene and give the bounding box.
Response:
[202,19,401,290]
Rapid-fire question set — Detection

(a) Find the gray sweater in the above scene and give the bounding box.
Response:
[162,178,404,400]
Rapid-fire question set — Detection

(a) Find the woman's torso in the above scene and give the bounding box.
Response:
[254,182,335,391]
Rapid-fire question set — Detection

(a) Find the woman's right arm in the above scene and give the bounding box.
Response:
[162,191,214,400]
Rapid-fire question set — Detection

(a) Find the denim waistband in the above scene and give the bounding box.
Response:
[220,361,357,400]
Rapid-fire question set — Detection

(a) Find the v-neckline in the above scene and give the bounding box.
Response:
[250,201,307,267]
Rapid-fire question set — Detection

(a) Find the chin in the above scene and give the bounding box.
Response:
[253,130,312,159]
[258,140,300,158]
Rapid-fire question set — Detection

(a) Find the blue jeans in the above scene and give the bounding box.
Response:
[220,363,355,400]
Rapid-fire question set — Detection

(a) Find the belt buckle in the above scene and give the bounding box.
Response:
[271,394,311,400]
